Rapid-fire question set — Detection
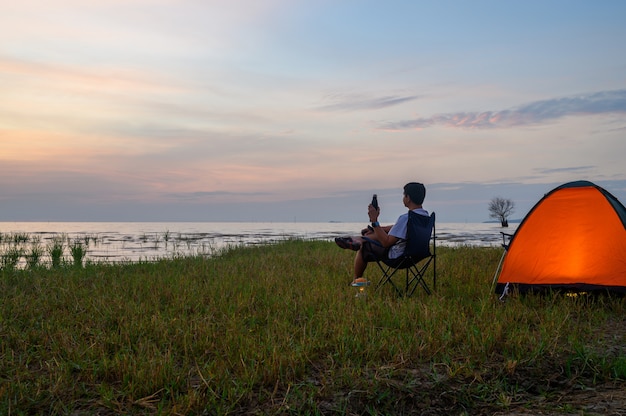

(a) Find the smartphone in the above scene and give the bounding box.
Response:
[371,194,378,210]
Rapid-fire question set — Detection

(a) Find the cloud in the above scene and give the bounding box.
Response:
[533,166,596,175]
[163,190,270,201]
[379,89,626,130]
[316,93,419,112]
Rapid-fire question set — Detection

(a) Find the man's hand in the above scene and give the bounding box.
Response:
[368,204,380,222]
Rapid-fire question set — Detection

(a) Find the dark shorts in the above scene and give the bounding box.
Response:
[362,238,388,262]
[362,238,407,268]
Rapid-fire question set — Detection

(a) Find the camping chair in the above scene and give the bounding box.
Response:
[492,231,513,283]
[491,231,513,298]
[372,211,436,297]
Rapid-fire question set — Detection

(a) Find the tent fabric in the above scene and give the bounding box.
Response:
[495,180,626,294]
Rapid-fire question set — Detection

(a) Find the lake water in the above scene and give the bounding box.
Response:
[0,222,517,264]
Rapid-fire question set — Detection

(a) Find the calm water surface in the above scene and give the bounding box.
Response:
[0,222,517,264]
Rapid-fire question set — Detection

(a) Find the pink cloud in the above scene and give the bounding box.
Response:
[379,90,626,130]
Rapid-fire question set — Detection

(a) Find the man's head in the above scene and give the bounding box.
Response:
[404,182,426,205]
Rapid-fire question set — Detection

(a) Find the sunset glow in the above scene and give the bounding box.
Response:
[1,1,625,221]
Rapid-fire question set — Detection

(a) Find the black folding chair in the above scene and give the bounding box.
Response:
[491,231,513,298]
[491,232,513,286]
[372,211,436,297]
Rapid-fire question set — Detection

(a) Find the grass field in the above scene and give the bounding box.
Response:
[1,240,625,415]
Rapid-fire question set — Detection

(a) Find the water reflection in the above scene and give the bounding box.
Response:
[0,222,517,265]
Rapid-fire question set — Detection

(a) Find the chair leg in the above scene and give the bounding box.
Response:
[376,258,434,298]
[408,274,431,297]
[375,262,404,297]
[433,255,436,290]
[406,260,433,297]
[491,250,506,289]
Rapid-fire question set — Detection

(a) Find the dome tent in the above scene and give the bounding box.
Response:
[495,180,626,295]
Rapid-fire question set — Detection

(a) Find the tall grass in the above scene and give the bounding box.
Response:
[70,239,87,267]
[0,232,94,269]
[47,235,65,268]
[0,241,624,414]
[25,237,44,269]
[0,232,29,270]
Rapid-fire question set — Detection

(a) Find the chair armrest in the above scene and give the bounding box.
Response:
[500,232,513,249]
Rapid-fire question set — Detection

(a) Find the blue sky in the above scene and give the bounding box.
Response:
[1,0,625,223]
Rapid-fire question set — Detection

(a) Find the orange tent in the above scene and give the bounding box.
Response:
[495,180,626,294]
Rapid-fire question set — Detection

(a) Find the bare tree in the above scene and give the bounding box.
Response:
[488,197,515,227]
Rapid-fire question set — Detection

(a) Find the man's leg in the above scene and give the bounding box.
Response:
[335,235,364,251]
[353,249,367,280]
[351,241,386,285]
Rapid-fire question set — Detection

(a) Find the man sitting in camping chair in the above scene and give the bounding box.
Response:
[335,182,430,289]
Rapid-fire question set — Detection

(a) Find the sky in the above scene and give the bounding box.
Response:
[2,0,626,223]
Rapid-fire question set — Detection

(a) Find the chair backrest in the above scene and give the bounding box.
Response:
[404,211,435,260]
